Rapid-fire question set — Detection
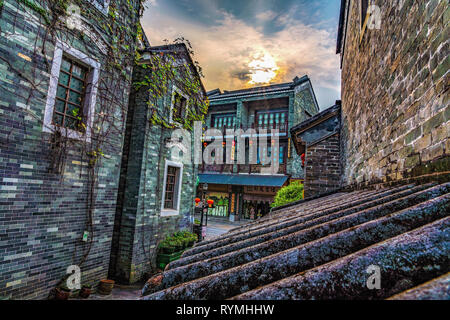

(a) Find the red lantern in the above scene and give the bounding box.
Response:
[194,198,201,206]
[207,199,214,208]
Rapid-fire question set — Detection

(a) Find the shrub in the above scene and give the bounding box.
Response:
[158,230,198,253]
[271,180,304,208]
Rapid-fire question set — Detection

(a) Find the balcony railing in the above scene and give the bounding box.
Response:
[199,163,286,174]
[205,122,288,135]
[255,122,288,133]
[200,163,233,173]
[239,163,287,174]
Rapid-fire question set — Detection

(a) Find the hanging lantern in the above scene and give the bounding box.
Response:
[194,198,201,206]
[207,199,214,208]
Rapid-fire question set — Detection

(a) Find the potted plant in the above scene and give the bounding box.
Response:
[166,239,177,253]
[55,284,71,300]
[98,279,115,295]
[180,235,190,249]
[173,238,183,252]
[158,239,171,254]
[79,284,92,299]
[187,233,197,247]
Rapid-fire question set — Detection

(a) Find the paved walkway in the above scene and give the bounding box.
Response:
[196,217,249,240]
[81,219,249,300]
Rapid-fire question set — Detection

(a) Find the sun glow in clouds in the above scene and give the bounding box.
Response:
[248,53,279,84]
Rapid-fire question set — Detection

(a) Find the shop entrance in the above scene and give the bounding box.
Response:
[242,199,272,220]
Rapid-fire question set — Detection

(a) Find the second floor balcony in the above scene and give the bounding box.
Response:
[199,163,287,175]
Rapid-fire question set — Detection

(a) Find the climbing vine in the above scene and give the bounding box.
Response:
[135,39,209,131]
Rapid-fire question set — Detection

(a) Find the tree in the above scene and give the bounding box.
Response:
[271,180,304,208]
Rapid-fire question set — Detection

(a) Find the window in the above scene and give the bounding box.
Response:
[52,57,89,131]
[279,145,285,164]
[43,41,100,141]
[161,160,183,216]
[170,87,188,124]
[212,113,236,129]
[164,166,179,209]
[256,110,287,128]
[88,0,110,14]
[172,91,187,120]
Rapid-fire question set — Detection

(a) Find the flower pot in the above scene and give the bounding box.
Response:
[79,286,91,299]
[55,287,71,300]
[98,279,115,295]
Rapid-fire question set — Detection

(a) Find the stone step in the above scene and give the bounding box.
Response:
[167,183,449,273]
[232,217,450,300]
[387,272,450,300]
[143,190,449,298]
[182,183,434,258]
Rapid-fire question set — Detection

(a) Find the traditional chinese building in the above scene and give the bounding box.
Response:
[197,76,320,220]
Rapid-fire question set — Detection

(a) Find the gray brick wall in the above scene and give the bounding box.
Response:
[110,61,197,284]
[0,0,139,299]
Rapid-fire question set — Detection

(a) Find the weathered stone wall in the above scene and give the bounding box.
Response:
[0,0,139,299]
[340,0,449,187]
[304,133,341,197]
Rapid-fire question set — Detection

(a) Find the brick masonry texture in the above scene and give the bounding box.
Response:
[339,0,449,187]
[304,133,341,197]
[0,0,140,299]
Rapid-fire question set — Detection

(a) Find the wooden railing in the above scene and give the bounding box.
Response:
[204,121,288,134]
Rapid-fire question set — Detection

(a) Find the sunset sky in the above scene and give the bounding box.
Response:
[141,0,341,109]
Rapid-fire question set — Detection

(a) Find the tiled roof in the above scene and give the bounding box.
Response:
[290,103,341,135]
[142,182,450,300]
[198,173,289,187]
[208,76,310,101]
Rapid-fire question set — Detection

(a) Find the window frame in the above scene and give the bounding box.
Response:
[169,86,189,125]
[53,57,89,131]
[43,40,100,141]
[160,160,184,217]
[212,113,236,129]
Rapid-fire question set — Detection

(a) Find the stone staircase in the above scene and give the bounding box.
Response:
[142,182,450,300]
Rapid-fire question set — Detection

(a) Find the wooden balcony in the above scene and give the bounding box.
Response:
[199,163,286,174]
[204,122,288,135]
[200,163,233,173]
[238,163,287,174]
[254,121,289,134]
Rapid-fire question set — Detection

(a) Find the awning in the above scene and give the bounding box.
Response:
[198,173,289,187]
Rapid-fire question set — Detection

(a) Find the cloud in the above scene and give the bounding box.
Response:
[142,9,340,108]
[256,10,277,22]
